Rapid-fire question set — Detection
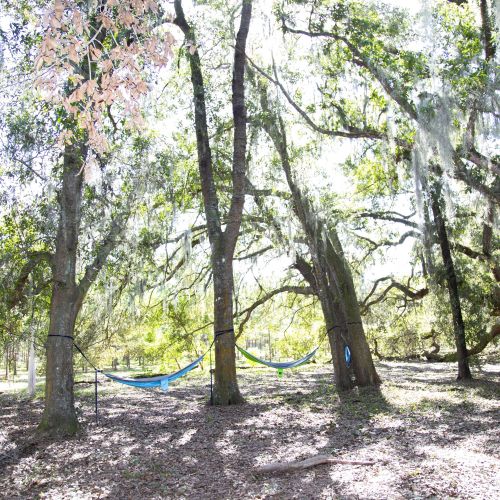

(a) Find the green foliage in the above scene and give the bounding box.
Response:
[0,0,498,388]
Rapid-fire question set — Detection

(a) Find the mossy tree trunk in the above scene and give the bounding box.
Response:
[174,0,252,405]
[258,96,380,389]
[38,143,85,437]
[294,256,354,390]
[429,174,472,381]
[323,231,381,386]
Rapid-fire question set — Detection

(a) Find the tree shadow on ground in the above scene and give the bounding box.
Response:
[1,361,499,499]
[0,394,46,472]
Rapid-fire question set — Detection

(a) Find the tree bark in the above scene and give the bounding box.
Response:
[256,87,380,388]
[174,0,252,405]
[322,231,380,386]
[38,143,86,436]
[295,256,354,389]
[212,250,242,404]
[313,244,355,390]
[480,0,496,60]
[429,175,472,380]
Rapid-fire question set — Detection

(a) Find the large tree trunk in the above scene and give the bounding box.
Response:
[313,251,354,390]
[258,94,380,389]
[295,255,354,390]
[322,296,354,390]
[323,231,380,386]
[430,176,472,380]
[212,248,242,404]
[174,0,252,405]
[304,204,380,389]
[38,143,85,436]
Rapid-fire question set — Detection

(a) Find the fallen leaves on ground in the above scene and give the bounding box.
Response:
[0,361,499,499]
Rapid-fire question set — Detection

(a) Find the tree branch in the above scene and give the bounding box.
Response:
[357,211,419,229]
[280,22,500,204]
[424,323,500,361]
[361,276,428,313]
[236,285,314,339]
[174,0,222,240]
[8,252,54,309]
[246,55,385,140]
[225,0,253,254]
[77,209,130,307]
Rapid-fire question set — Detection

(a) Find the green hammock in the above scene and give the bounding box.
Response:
[236,344,318,376]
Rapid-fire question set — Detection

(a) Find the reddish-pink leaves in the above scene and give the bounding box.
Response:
[35,0,174,155]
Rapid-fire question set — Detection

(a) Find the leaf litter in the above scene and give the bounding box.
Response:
[0,361,499,499]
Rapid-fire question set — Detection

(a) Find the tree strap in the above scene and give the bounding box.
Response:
[214,328,234,339]
[326,321,362,334]
[72,342,100,372]
[326,325,341,333]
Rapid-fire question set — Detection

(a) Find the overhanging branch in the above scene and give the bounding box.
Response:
[236,285,314,339]
[9,251,54,309]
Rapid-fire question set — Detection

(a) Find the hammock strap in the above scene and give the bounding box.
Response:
[94,367,99,423]
[72,341,101,372]
[215,328,234,339]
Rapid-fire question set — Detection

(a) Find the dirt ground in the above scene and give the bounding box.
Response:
[1,361,499,499]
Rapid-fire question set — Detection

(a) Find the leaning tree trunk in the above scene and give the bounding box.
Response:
[319,284,354,390]
[38,143,85,436]
[312,247,354,389]
[324,231,381,386]
[258,94,380,389]
[294,255,354,389]
[430,176,472,380]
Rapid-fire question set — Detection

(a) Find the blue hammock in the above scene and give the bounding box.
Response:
[103,354,205,391]
[236,345,319,370]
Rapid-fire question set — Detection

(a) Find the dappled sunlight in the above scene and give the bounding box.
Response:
[1,0,498,498]
[1,361,499,498]
[177,428,197,446]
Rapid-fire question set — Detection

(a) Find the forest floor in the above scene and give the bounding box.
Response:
[0,361,499,499]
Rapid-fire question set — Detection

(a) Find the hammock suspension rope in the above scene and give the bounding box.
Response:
[41,322,355,420]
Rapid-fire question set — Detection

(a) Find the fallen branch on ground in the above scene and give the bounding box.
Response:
[254,454,376,474]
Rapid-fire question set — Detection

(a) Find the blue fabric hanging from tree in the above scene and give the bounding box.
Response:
[344,345,352,367]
